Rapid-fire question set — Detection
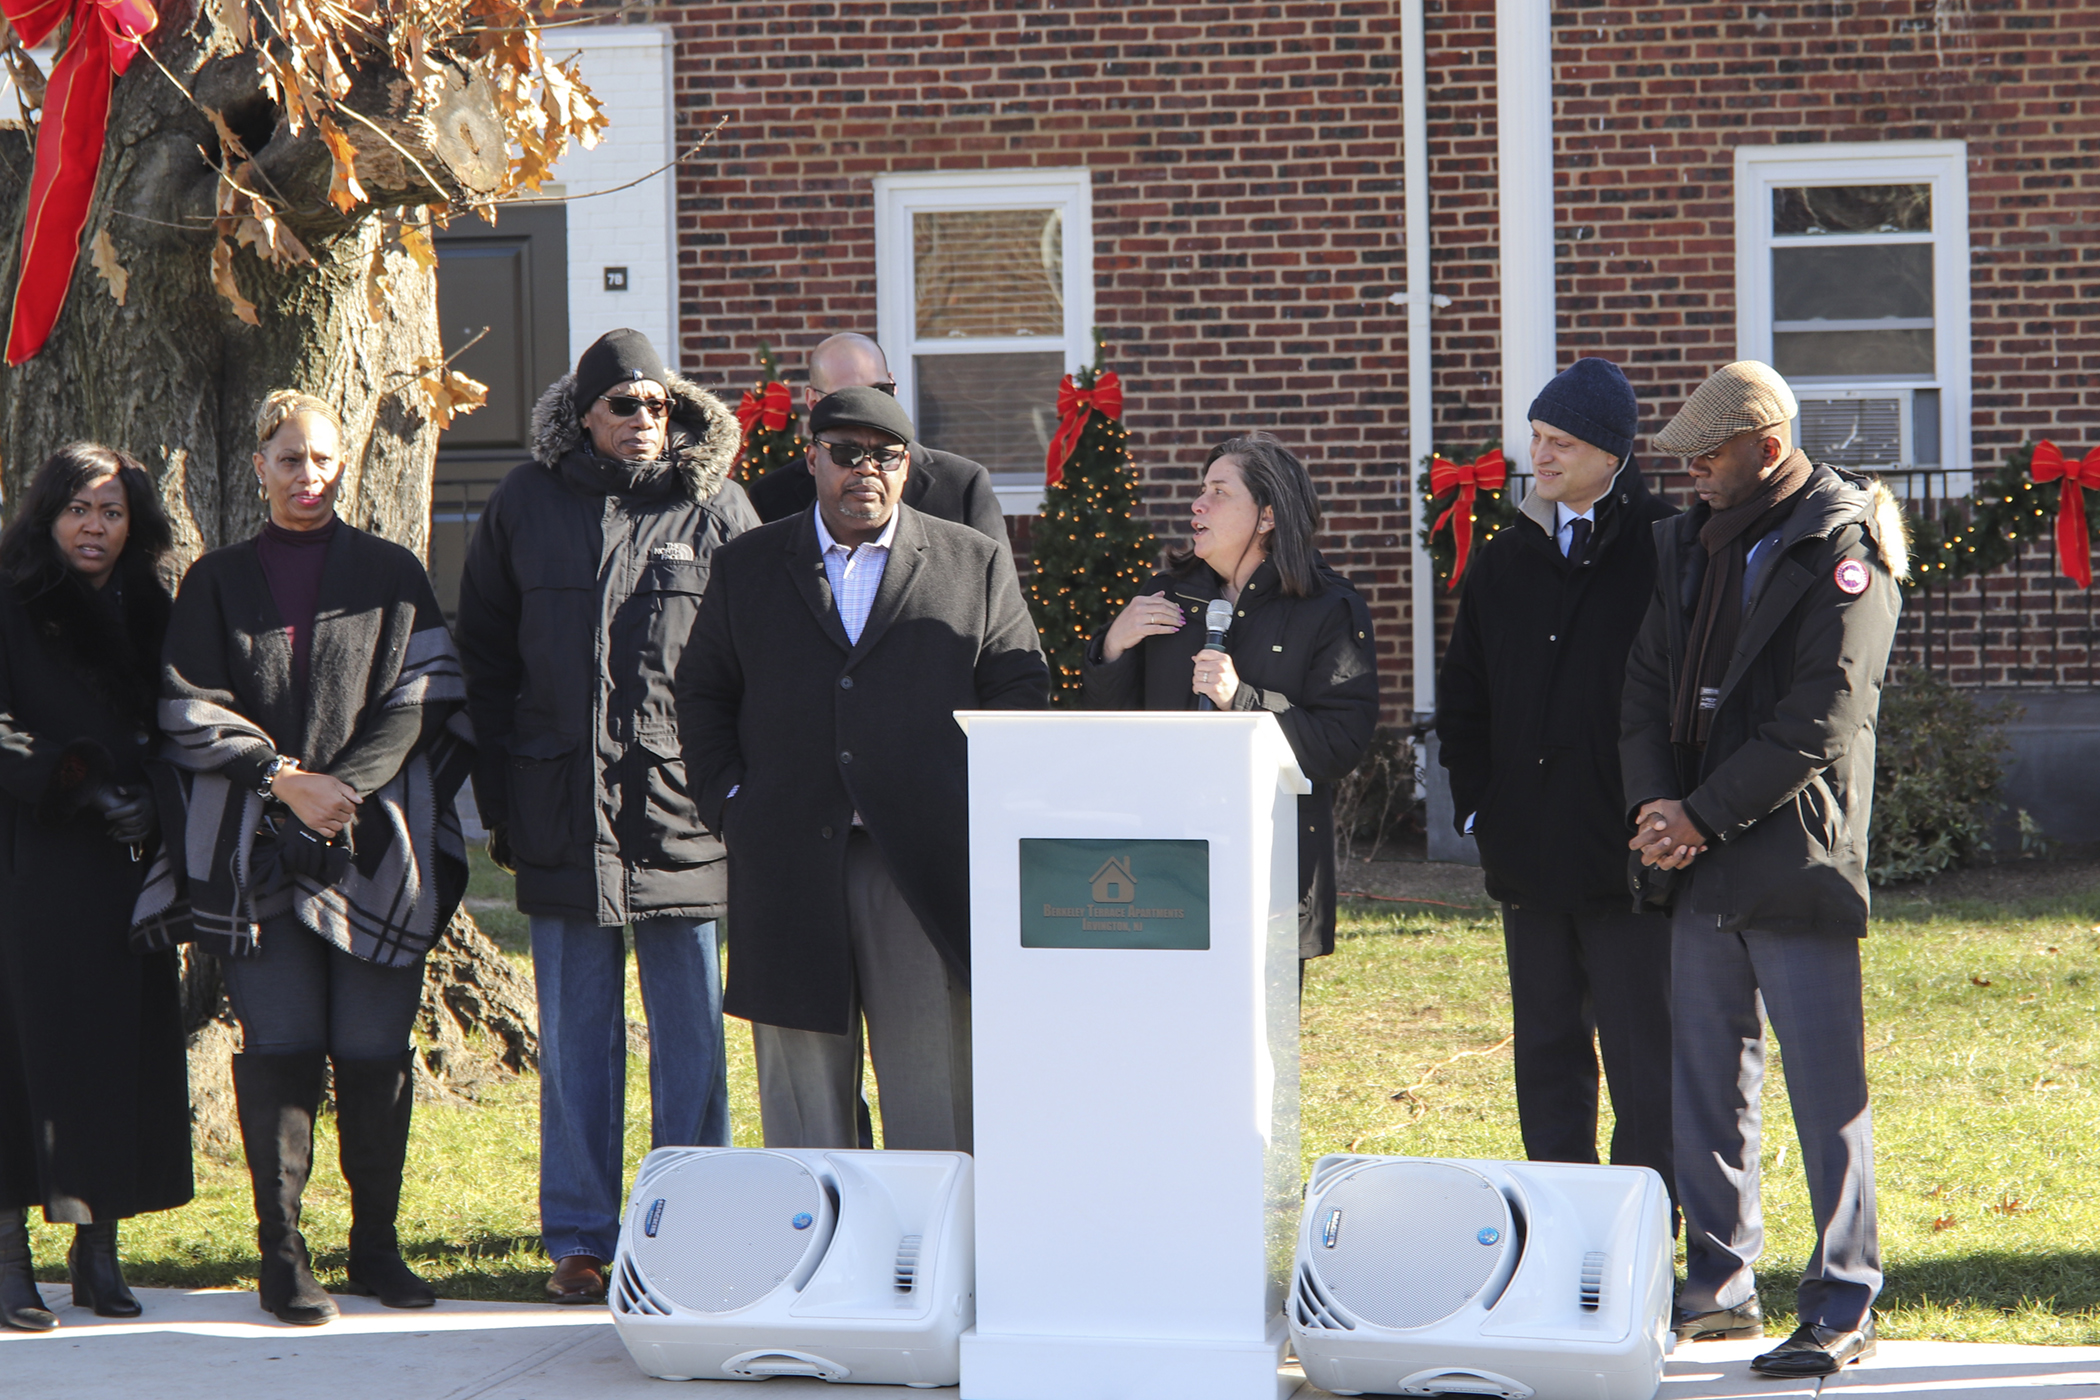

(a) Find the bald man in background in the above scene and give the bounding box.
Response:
[747,333,1007,542]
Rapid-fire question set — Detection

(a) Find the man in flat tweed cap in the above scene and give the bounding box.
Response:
[1621,359,1908,1375]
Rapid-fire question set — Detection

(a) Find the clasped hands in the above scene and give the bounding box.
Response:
[270,762,361,837]
[1102,593,1240,706]
[1630,798,1706,870]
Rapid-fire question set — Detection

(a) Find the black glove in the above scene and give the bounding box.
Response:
[85,783,157,846]
[276,817,354,885]
[486,822,515,874]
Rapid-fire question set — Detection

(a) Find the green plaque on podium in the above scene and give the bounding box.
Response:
[1017,838,1210,950]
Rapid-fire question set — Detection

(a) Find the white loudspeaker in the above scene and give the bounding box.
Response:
[1289,1155,1674,1400]
[609,1147,974,1387]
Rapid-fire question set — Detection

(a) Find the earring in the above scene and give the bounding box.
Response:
[256,479,267,501]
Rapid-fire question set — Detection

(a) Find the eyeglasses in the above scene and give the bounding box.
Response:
[818,439,909,473]
[600,394,671,420]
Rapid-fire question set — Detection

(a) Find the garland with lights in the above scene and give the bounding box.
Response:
[731,341,809,485]
[1415,444,1519,591]
[1025,361,1158,706]
[1905,444,2068,588]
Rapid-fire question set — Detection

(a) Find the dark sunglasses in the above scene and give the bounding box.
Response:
[600,393,671,420]
[818,438,909,473]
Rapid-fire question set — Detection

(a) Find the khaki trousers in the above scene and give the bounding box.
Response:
[752,831,973,1153]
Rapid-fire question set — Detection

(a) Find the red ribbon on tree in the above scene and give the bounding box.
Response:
[3,0,158,365]
[1428,447,1508,591]
[1045,370,1123,486]
[735,381,792,444]
[2030,440,2100,590]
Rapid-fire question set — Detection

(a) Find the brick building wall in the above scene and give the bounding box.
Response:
[624,0,2097,716]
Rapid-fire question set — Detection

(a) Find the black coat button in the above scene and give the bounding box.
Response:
[840,676,854,689]
[840,751,852,764]
[822,825,834,839]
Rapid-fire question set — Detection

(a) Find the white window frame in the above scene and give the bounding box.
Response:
[874,169,1094,515]
[1734,140,1970,484]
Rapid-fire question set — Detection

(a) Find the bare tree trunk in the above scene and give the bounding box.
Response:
[0,4,532,1134]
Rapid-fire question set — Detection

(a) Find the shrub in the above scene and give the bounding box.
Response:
[1868,669,2012,884]
[1331,730,1422,861]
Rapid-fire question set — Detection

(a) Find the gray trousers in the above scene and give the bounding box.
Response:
[1672,905,1881,1330]
[752,831,973,1153]
[220,914,424,1059]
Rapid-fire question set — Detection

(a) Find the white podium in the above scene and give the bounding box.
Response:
[954,712,1309,1400]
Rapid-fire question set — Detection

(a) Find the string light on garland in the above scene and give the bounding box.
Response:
[1903,443,2079,588]
[1025,351,1157,706]
[731,340,809,485]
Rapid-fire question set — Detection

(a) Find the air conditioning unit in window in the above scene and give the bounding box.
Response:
[1795,387,1941,472]
[1289,1155,1673,1400]
[608,1147,973,1387]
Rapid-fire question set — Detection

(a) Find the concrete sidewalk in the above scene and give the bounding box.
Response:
[3,1287,2098,1400]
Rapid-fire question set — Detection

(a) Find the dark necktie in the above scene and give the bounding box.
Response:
[1566,516,1592,563]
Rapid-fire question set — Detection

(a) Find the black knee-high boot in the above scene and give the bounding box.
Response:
[231,1050,339,1326]
[0,1208,58,1331]
[334,1050,435,1309]
[68,1220,141,1317]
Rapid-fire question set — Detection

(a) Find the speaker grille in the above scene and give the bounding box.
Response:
[629,1152,829,1314]
[1308,1160,1513,1331]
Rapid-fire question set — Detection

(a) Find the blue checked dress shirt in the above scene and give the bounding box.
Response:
[814,505,896,645]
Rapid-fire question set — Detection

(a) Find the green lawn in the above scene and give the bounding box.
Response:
[27,852,2100,1344]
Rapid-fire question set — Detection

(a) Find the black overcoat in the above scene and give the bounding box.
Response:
[1436,467,1678,911]
[1078,557,1380,958]
[459,372,759,926]
[1620,466,1907,937]
[747,443,1007,544]
[0,564,192,1222]
[675,505,1049,1034]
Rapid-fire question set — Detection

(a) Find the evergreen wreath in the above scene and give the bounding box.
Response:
[1025,358,1158,707]
[1415,443,1519,591]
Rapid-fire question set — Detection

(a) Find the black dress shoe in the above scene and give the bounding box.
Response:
[1674,1297,1764,1342]
[1750,1317,1878,1377]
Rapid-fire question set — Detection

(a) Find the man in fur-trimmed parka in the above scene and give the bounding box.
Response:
[1621,361,1907,1377]
[457,329,759,1303]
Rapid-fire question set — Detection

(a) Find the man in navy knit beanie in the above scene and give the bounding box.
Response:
[1437,358,1689,1277]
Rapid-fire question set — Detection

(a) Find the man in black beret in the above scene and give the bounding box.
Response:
[678,387,1048,1152]
[1437,357,1680,1227]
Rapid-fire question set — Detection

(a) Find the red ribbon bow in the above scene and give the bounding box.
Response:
[1427,448,1508,590]
[735,381,793,443]
[1045,370,1123,485]
[3,0,158,365]
[2030,441,2100,590]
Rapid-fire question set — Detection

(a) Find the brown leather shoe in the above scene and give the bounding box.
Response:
[546,1255,606,1304]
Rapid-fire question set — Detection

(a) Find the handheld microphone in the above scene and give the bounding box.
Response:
[1196,598,1234,711]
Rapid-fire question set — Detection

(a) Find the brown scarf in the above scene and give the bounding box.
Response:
[1671,448,1814,747]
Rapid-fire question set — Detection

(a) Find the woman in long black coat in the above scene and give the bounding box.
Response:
[0,444,192,1331]
[1081,434,1380,959]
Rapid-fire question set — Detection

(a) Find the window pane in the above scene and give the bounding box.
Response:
[1912,388,1941,465]
[914,209,1065,340]
[914,352,1066,473]
[1774,329,1936,379]
[1772,184,1931,235]
[1773,244,1933,322]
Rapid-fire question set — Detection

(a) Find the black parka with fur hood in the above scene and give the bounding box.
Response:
[1620,464,1908,938]
[458,370,760,925]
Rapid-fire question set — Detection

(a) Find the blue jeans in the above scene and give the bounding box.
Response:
[530,915,729,1262]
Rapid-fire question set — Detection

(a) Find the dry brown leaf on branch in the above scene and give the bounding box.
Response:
[409,353,489,430]
[1,30,47,114]
[365,241,396,321]
[236,198,316,267]
[318,115,368,214]
[210,240,260,325]
[88,229,129,305]
[399,221,438,270]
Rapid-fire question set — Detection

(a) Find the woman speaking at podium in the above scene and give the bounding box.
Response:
[1080,434,1379,963]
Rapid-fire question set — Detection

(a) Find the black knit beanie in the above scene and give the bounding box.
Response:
[1527,357,1639,463]
[572,329,669,416]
